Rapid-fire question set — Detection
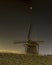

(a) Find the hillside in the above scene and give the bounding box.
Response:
[0,52,52,65]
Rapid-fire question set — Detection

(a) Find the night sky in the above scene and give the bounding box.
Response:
[0,0,52,55]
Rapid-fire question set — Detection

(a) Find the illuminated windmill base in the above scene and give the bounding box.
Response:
[14,24,44,55]
[25,40,39,54]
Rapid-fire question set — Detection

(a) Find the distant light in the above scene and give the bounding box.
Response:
[0,50,25,54]
[29,7,32,10]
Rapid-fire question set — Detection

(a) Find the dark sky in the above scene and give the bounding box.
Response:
[0,0,52,55]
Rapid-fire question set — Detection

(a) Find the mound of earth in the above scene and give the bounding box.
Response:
[0,52,52,65]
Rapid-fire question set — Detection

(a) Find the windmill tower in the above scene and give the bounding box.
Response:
[14,24,44,54]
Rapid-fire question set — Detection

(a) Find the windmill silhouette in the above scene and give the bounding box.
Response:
[14,24,44,54]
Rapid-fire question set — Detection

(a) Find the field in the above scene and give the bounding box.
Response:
[0,53,52,65]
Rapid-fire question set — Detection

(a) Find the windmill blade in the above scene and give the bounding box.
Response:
[27,24,32,40]
[34,41,44,43]
[32,41,44,43]
[14,41,27,44]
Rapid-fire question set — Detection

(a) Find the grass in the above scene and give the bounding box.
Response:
[0,52,52,65]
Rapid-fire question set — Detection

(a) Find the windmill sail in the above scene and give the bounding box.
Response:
[14,41,27,44]
[27,24,32,41]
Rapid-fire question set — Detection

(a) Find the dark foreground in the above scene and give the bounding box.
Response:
[0,53,52,65]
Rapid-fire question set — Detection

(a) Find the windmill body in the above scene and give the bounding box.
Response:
[14,24,44,55]
[25,40,38,54]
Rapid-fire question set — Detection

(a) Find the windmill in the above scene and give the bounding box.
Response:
[14,24,44,54]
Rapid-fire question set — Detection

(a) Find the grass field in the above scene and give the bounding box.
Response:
[0,52,52,65]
